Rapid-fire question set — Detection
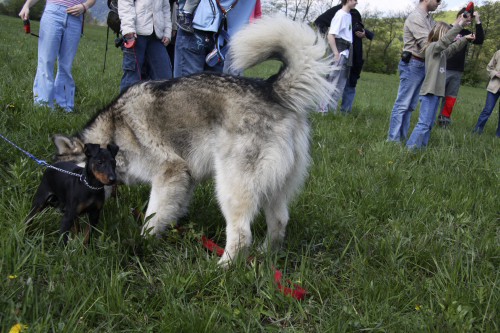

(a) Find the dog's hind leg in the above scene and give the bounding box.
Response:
[260,193,290,253]
[215,173,260,267]
[141,160,193,236]
[25,185,54,228]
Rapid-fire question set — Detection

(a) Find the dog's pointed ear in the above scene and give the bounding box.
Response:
[53,135,85,155]
[83,143,101,158]
[107,143,119,158]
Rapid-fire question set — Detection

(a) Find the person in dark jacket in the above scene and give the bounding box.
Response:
[437,8,484,127]
[314,4,374,113]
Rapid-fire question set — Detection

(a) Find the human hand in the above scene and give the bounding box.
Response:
[464,33,475,42]
[333,52,340,62]
[355,30,366,39]
[473,11,481,24]
[162,37,170,46]
[19,5,29,20]
[67,3,86,17]
[124,32,137,40]
[459,16,472,27]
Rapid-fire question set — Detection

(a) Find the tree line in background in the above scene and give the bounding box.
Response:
[1,0,499,86]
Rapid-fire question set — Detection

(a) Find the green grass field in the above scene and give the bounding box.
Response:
[1,15,498,332]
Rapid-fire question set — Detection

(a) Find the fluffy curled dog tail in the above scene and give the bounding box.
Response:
[229,15,332,115]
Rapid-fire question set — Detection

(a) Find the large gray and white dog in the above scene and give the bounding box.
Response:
[53,16,333,266]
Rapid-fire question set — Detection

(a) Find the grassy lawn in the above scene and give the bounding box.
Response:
[0,15,498,332]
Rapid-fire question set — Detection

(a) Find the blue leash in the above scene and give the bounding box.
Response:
[0,132,103,190]
[0,132,50,168]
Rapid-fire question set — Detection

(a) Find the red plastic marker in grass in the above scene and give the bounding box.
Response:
[200,235,307,301]
[200,235,225,257]
[273,268,308,301]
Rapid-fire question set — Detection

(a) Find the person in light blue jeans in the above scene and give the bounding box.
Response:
[386,0,439,142]
[19,0,95,112]
[406,20,473,149]
[387,58,425,141]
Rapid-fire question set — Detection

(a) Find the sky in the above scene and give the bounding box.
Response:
[356,0,499,14]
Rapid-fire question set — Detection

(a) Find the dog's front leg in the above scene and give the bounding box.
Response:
[84,209,101,245]
[60,211,77,245]
[141,161,193,236]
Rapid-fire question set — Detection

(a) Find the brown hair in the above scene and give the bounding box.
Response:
[456,7,466,18]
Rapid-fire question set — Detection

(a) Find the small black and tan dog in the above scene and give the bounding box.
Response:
[26,143,119,244]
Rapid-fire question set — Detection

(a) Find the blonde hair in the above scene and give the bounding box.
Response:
[422,21,451,52]
[429,21,451,43]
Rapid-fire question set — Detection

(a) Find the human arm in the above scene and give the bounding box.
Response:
[67,0,96,17]
[472,12,484,45]
[118,0,137,37]
[364,28,374,40]
[443,24,476,59]
[18,0,40,20]
[435,21,465,55]
[161,0,172,46]
[327,34,340,61]
[356,28,374,41]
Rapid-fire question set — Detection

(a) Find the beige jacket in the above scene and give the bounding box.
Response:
[119,0,172,39]
[486,50,500,94]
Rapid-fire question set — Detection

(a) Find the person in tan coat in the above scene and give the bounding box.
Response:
[473,50,500,137]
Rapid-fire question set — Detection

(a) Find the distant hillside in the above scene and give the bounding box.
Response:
[89,1,109,24]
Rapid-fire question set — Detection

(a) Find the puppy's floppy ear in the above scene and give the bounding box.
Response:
[53,134,85,155]
[107,143,119,158]
[83,143,101,158]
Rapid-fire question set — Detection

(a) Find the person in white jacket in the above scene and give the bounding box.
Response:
[118,0,173,92]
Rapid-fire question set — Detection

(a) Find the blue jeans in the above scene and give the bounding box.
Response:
[34,3,82,111]
[120,34,172,93]
[473,91,500,137]
[318,55,349,113]
[173,29,223,78]
[340,83,356,113]
[387,59,425,142]
[406,94,441,149]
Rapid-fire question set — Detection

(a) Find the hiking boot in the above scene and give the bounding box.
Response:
[177,12,194,33]
[437,115,451,128]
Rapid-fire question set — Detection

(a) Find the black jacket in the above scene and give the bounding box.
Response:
[446,23,484,72]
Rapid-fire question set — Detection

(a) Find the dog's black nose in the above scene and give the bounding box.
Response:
[108,175,116,184]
